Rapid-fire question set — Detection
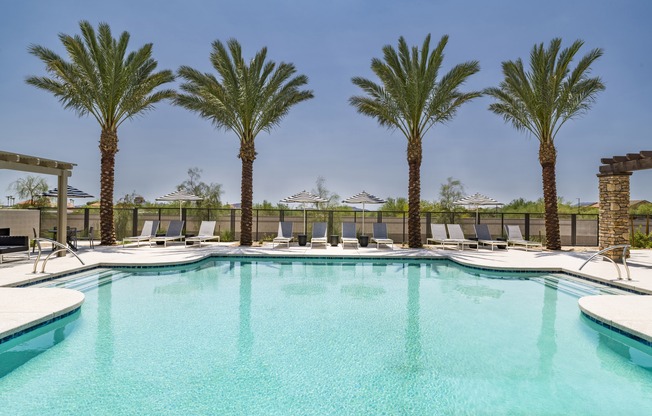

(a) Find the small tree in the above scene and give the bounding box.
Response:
[439,177,465,211]
[312,176,340,209]
[114,191,140,240]
[381,197,408,213]
[177,167,223,207]
[10,175,49,206]
[438,177,465,223]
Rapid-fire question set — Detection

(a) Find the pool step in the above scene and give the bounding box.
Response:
[31,268,133,292]
[531,274,631,297]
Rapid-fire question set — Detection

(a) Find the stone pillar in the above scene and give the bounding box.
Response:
[597,172,631,260]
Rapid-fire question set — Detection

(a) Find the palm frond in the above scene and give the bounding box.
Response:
[27,20,175,131]
[351,34,480,143]
[175,38,313,144]
[486,38,604,145]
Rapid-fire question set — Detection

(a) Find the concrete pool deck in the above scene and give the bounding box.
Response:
[0,242,651,345]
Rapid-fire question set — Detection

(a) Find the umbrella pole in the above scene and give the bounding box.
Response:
[362,202,366,235]
[180,200,183,221]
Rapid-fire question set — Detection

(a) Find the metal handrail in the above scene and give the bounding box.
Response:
[579,244,631,281]
[32,237,85,273]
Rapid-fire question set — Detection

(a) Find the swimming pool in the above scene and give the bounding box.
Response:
[1,258,651,414]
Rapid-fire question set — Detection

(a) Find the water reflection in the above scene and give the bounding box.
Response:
[584,315,652,373]
[97,281,114,367]
[0,311,80,377]
[537,281,558,380]
[404,264,422,374]
[238,261,253,360]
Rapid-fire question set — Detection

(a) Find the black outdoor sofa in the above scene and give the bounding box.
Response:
[0,228,30,263]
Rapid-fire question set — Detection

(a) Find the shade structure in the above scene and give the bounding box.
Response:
[156,189,203,220]
[453,193,503,223]
[342,191,386,236]
[42,185,94,199]
[280,190,327,234]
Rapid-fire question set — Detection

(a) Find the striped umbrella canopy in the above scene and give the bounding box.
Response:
[453,193,503,223]
[280,190,327,234]
[342,191,386,236]
[156,190,203,220]
[42,185,94,199]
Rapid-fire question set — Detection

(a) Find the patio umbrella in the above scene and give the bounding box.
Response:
[42,185,94,199]
[280,190,327,234]
[156,189,203,220]
[453,193,503,223]
[42,185,94,206]
[342,190,386,236]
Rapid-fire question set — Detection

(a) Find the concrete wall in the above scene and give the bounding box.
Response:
[0,209,39,237]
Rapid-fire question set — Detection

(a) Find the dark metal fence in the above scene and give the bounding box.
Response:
[37,207,607,246]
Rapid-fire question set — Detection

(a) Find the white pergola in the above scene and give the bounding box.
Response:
[0,150,76,248]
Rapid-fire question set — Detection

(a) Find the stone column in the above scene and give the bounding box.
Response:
[597,172,631,260]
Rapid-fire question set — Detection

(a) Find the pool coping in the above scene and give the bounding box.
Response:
[579,295,652,346]
[0,287,84,344]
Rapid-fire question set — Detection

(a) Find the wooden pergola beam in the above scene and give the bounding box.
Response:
[599,154,652,174]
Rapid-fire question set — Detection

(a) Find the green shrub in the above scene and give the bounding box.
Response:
[221,230,234,242]
[631,228,652,248]
[259,233,275,243]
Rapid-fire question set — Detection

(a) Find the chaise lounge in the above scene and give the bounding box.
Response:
[310,222,328,248]
[185,221,220,247]
[149,220,185,247]
[474,223,508,251]
[446,224,478,250]
[123,220,160,247]
[341,222,359,248]
[504,225,543,251]
[427,224,460,249]
[371,223,393,249]
[272,222,294,249]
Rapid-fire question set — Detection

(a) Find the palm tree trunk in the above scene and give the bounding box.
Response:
[539,142,561,250]
[99,128,118,245]
[407,138,423,248]
[239,138,256,246]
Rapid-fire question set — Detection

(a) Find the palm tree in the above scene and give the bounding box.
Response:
[485,38,604,250]
[26,21,175,245]
[175,39,313,246]
[350,34,481,248]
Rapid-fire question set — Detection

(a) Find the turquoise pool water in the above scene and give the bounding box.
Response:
[1,258,651,415]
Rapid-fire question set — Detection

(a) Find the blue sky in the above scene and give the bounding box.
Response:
[1,0,651,206]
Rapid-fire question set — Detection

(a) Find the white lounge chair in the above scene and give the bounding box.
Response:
[185,221,220,247]
[474,223,507,251]
[149,220,185,247]
[504,225,543,251]
[272,222,293,249]
[446,224,478,251]
[371,223,393,249]
[310,222,328,248]
[123,220,159,247]
[341,222,359,248]
[427,224,461,249]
